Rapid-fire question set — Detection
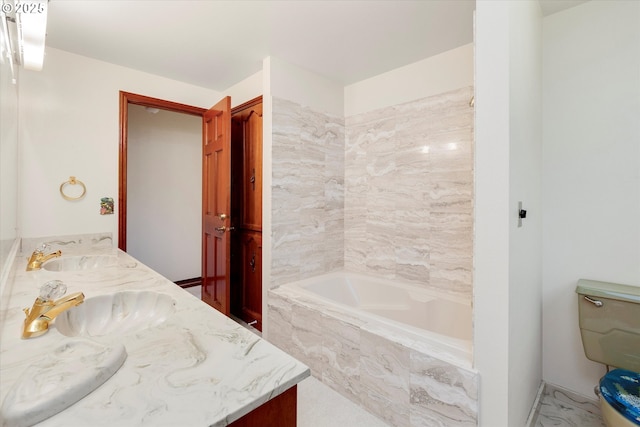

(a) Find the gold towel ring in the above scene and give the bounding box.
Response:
[59,176,86,201]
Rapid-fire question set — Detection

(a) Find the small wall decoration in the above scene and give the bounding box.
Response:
[100,197,114,215]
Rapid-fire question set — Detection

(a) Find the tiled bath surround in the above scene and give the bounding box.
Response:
[271,98,345,287]
[269,87,477,425]
[344,86,474,298]
[270,86,474,298]
[268,288,478,426]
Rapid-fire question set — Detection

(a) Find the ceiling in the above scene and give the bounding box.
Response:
[44,0,588,92]
[45,0,476,91]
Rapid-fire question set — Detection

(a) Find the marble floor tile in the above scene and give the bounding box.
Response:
[533,385,605,427]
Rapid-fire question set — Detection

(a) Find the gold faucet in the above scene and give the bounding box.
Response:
[22,283,84,339]
[26,245,62,271]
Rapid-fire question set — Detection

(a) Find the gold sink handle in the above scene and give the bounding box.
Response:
[22,281,85,339]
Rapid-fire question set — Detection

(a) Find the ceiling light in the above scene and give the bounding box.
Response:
[2,0,48,71]
[0,7,15,80]
[16,0,48,70]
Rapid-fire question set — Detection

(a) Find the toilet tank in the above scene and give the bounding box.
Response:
[576,279,640,372]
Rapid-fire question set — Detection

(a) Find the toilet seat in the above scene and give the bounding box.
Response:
[599,369,640,426]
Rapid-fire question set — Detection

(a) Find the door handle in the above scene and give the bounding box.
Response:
[215,226,235,233]
[217,213,228,220]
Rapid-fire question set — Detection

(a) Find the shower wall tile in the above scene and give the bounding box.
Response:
[345,86,474,299]
[271,97,345,288]
[270,86,473,298]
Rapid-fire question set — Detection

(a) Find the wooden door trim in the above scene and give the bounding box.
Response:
[231,95,263,114]
[118,91,206,251]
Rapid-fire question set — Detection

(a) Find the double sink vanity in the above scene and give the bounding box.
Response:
[0,235,309,426]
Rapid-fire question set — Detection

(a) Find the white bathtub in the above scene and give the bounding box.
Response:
[278,271,472,366]
[301,271,471,340]
[268,271,478,425]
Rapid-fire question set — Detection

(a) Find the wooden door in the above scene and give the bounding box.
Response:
[241,104,263,230]
[240,231,262,330]
[230,97,263,330]
[202,96,232,315]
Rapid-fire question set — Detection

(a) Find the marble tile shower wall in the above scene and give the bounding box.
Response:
[344,86,474,299]
[271,97,345,288]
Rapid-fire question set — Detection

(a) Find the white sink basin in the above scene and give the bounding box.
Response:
[43,255,119,271]
[55,291,176,337]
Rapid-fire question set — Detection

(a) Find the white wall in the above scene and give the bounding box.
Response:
[262,58,274,338]
[0,28,19,301]
[344,43,474,116]
[268,56,344,116]
[507,1,543,425]
[542,0,640,397]
[225,71,263,108]
[127,105,201,282]
[18,47,221,244]
[474,1,542,425]
[474,3,511,425]
[0,42,18,247]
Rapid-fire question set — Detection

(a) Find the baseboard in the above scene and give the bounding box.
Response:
[526,381,545,427]
[175,277,202,288]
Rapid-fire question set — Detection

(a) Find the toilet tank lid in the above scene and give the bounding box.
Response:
[576,279,640,303]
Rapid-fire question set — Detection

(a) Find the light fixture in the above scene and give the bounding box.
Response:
[1,0,48,71]
[0,5,15,80]
[17,0,48,70]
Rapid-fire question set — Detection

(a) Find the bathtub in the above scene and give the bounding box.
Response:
[268,271,478,426]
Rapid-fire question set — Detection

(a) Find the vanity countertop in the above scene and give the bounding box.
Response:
[0,245,309,426]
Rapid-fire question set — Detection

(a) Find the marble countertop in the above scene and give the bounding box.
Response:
[0,240,309,426]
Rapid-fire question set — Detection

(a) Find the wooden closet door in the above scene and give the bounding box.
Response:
[240,231,262,330]
[241,103,263,231]
[230,97,263,331]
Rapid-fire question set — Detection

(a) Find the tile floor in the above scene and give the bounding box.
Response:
[532,384,605,427]
[299,376,610,427]
[298,378,608,427]
[297,376,389,427]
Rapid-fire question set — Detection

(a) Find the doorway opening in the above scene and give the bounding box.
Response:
[118,92,263,329]
[118,91,206,251]
[118,92,205,294]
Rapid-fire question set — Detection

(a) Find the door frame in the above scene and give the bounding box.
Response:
[118,91,206,251]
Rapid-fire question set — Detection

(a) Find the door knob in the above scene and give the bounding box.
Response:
[217,213,227,220]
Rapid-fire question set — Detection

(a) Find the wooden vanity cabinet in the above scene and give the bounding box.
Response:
[231,97,263,331]
[229,385,297,427]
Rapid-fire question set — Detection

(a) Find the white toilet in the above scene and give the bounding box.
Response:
[576,279,640,426]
